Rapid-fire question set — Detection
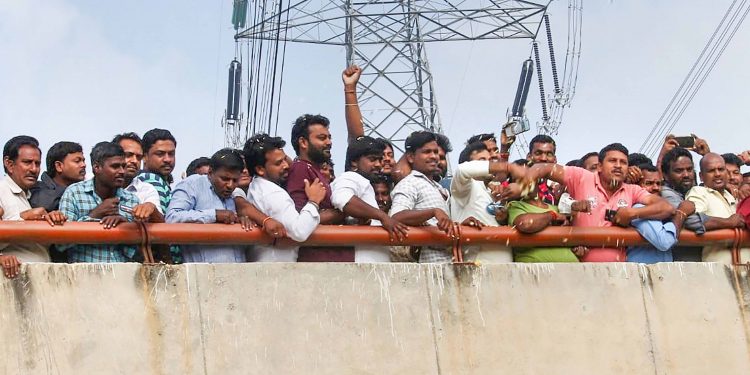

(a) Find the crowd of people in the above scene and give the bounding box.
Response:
[2,65,750,278]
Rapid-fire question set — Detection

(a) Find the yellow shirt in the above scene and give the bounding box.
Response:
[685,185,743,263]
[0,176,51,262]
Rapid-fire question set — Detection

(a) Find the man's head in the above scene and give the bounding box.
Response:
[141,128,176,179]
[346,136,385,181]
[404,131,441,177]
[46,141,85,185]
[435,134,452,180]
[458,142,490,164]
[112,132,143,182]
[378,139,395,176]
[597,143,629,189]
[580,152,599,172]
[90,142,127,190]
[371,174,392,212]
[699,153,727,192]
[721,153,743,190]
[186,157,211,177]
[628,153,653,168]
[291,114,331,164]
[565,159,581,167]
[527,134,556,164]
[320,160,335,182]
[3,135,42,191]
[208,148,245,199]
[467,133,498,162]
[743,172,750,186]
[244,134,290,186]
[661,147,695,194]
[638,164,662,195]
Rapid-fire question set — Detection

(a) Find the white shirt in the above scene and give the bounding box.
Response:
[331,171,390,263]
[125,178,163,213]
[247,176,320,262]
[0,176,50,262]
[449,161,512,263]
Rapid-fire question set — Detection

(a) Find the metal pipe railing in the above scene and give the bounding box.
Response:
[1,222,748,264]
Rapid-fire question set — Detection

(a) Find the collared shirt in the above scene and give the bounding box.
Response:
[449,160,511,263]
[390,170,452,263]
[660,184,706,261]
[247,176,320,262]
[125,177,163,214]
[563,166,651,262]
[166,174,246,263]
[58,179,140,263]
[135,171,182,263]
[0,176,50,262]
[686,185,738,263]
[331,171,390,263]
[29,172,66,212]
[739,196,750,227]
[627,204,677,264]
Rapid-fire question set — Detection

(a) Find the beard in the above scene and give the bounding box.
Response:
[308,145,330,164]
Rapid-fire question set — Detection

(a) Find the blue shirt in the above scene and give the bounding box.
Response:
[58,178,140,262]
[166,174,247,263]
[627,204,678,264]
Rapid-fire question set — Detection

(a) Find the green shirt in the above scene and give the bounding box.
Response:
[507,200,579,263]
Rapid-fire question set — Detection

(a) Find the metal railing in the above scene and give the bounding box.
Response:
[1,222,748,264]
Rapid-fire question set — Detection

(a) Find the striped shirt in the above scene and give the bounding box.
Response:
[58,178,140,262]
[135,171,183,263]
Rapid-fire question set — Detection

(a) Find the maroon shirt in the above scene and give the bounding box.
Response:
[286,158,354,262]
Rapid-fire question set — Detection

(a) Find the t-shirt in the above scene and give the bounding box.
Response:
[563,166,651,262]
[507,200,579,263]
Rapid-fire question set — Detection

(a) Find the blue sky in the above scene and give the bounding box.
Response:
[1,0,748,178]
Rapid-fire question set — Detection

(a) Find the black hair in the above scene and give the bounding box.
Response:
[345,136,385,170]
[371,173,393,188]
[186,157,211,176]
[377,138,394,151]
[628,153,652,167]
[512,158,528,166]
[141,128,177,153]
[458,142,489,164]
[721,153,743,168]
[112,132,142,146]
[209,148,245,173]
[579,151,599,165]
[3,135,40,173]
[90,142,125,166]
[290,114,330,155]
[466,133,496,145]
[528,134,556,154]
[660,147,693,176]
[565,159,581,167]
[638,163,658,173]
[743,172,750,178]
[243,133,286,177]
[46,141,83,178]
[598,143,629,162]
[435,133,453,153]
[404,131,440,153]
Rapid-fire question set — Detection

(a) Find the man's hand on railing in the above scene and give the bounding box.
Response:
[380,216,409,242]
[216,210,239,224]
[131,203,156,222]
[461,216,486,229]
[260,217,286,239]
[89,197,120,219]
[727,214,747,229]
[434,209,458,238]
[238,216,256,231]
[20,207,66,226]
[1,254,21,279]
[100,215,127,229]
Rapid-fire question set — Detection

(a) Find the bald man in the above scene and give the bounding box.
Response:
[685,153,747,263]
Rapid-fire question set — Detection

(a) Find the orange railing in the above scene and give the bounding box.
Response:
[1,221,748,264]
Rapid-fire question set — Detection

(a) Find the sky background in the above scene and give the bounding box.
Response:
[1,0,748,179]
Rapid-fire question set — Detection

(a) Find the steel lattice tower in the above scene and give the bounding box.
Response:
[236,0,548,148]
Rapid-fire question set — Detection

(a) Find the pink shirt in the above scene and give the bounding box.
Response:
[564,166,651,262]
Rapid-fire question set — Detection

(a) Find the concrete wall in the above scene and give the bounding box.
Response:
[2,263,750,374]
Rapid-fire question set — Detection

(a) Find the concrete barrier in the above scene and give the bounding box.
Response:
[2,263,750,374]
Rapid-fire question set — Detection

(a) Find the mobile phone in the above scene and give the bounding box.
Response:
[674,136,695,149]
[504,117,530,137]
[604,209,617,222]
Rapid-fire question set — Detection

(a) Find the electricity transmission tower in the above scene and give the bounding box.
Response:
[234,0,549,149]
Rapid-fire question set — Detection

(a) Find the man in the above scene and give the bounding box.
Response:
[638,164,662,195]
[167,149,252,263]
[744,172,750,186]
[287,114,349,261]
[579,152,599,172]
[320,160,335,182]
[244,134,325,262]
[524,143,674,262]
[722,153,744,198]
[134,129,181,262]
[435,133,452,183]
[390,131,458,263]
[450,141,525,263]
[660,147,712,261]
[112,133,163,216]
[466,134,500,162]
[371,174,393,213]
[30,141,86,212]
[331,136,408,262]
[59,142,158,262]
[685,153,747,263]
[186,157,211,177]
[1,136,66,277]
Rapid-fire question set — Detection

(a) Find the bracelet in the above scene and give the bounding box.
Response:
[308,201,320,210]
[261,216,272,228]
